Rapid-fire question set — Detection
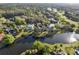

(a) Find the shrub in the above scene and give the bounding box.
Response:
[65,47,75,55]
[33,40,44,50]
[15,16,26,25]
[3,34,15,44]
[0,29,4,33]
[33,41,53,55]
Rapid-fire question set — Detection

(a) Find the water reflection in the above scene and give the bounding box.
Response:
[15,32,79,44]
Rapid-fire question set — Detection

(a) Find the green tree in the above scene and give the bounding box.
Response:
[0,28,4,33]
[15,16,26,25]
[3,34,15,44]
[0,14,2,18]
[0,17,6,23]
[65,47,75,55]
[33,41,44,50]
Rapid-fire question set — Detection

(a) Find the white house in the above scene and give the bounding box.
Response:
[52,8,58,13]
[48,18,55,21]
[48,18,58,23]
[47,7,52,11]
[27,24,35,30]
[48,24,55,29]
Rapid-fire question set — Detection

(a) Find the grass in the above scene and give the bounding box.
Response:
[15,31,33,39]
[31,41,79,55]
[36,31,48,37]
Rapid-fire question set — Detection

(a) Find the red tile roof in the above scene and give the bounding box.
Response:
[0,32,4,41]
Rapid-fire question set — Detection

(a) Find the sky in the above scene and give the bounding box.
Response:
[0,0,79,3]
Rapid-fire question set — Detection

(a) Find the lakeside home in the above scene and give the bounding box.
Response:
[0,32,4,42]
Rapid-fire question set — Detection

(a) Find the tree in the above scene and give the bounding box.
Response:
[0,17,6,23]
[33,40,44,50]
[0,14,2,18]
[3,34,15,44]
[0,28,4,33]
[65,47,75,55]
[33,41,53,55]
[15,16,26,25]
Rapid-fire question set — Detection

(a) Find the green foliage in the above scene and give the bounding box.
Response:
[33,41,44,50]
[64,47,75,55]
[15,16,26,25]
[23,49,38,55]
[15,31,33,39]
[32,41,54,55]
[36,31,48,37]
[3,34,15,44]
[0,28,4,33]
[20,41,79,55]
[32,41,77,55]
[0,14,2,18]
[0,17,6,23]
[0,5,79,55]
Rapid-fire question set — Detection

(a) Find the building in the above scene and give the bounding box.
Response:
[48,18,58,23]
[48,24,55,29]
[27,24,35,31]
[5,27,17,36]
[0,32,4,42]
[47,8,52,11]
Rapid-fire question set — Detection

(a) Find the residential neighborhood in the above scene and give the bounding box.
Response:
[0,3,79,55]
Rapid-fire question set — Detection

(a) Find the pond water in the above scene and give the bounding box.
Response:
[0,32,79,54]
[15,32,79,44]
[44,32,79,44]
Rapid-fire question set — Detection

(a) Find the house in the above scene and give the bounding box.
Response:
[0,32,4,42]
[20,15,27,19]
[47,15,53,18]
[36,23,42,30]
[48,18,58,23]
[27,24,35,31]
[51,51,67,55]
[9,18,15,21]
[42,25,48,31]
[4,27,17,36]
[52,8,58,13]
[47,7,52,11]
[16,25,26,29]
[48,24,55,29]
[16,25,22,29]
